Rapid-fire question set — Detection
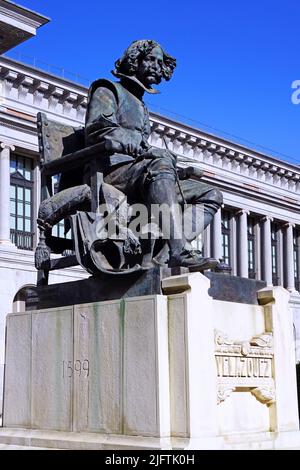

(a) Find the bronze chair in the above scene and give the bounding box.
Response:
[36,112,107,285]
[35,112,155,285]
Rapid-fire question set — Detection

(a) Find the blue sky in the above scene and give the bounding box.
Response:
[6,0,300,164]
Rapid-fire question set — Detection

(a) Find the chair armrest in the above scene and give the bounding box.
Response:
[41,142,107,176]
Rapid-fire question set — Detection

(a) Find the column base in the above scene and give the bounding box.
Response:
[0,240,16,250]
[289,289,300,298]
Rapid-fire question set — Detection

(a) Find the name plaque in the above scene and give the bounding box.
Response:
[214,330,275,406]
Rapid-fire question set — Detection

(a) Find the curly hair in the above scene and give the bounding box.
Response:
[113,39,176,81]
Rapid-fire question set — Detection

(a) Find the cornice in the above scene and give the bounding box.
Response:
[150,111,300,173]
[201,172,300,216]
[0,111,37,134]
[0,56,88,93]
[0,1,49,28]
[150,121,300,196]
[1,63,88,118]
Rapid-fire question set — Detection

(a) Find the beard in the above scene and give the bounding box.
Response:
[144,72,162,86]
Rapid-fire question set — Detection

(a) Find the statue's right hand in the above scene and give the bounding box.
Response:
[123,142,143,157]
[103,138,141,156]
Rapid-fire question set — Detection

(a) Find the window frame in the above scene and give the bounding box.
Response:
[10,154,34,251]
[247,216,256,279]
[271,222,280,286]
[294,228,300,292]
[221,209,231,266]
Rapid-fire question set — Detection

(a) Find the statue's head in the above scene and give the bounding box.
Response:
[113,40,176,88]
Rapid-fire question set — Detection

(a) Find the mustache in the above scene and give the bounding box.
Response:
[147,69,161,76]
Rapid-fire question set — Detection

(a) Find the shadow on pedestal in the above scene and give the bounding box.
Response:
[26,269,267,311]
[206,272,266,305]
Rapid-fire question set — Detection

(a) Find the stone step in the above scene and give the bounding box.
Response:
[223,430,300,450]
[1,428,300,450]
[0,428,172,450]
[0,444,55,450]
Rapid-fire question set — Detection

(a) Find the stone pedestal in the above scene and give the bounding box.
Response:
[1,273,300,449]
[3,297,170,442]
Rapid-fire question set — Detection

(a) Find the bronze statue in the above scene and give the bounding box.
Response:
[35,40,223,281]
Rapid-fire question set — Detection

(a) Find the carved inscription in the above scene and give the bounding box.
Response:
[62,359,90,378]
[214,330,275,406]
[215,356,272,378]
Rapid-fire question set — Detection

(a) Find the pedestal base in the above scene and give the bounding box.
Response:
[2,273,299,450]
[0,428,300,450]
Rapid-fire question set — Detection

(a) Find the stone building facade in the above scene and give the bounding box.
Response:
[1,1,300,413]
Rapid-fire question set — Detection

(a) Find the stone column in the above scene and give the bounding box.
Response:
[237,209,249,278]
[212,208,222,260]
[284,222,295,292]
[0,143,15,245]
[262,216,273,286]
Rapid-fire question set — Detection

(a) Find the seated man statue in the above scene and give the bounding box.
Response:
[84,39,223,270]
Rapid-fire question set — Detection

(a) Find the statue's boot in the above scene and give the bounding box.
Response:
[168,249,219,271]
[147,178,219,270]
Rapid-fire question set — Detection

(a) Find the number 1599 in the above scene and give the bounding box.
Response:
[62,360,89,378]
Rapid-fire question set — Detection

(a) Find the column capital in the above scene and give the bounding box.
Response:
[0,142,15,152]
[283,222,295,229]
[262,215,273,223]
[236,208,250,217]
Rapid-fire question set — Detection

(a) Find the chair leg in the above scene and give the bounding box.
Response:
[90,169,103,212]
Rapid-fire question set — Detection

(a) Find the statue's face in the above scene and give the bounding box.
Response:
[135,46,164,87]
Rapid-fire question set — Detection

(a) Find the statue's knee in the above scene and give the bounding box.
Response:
[149,154,175,170]
[146,156,177,182]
